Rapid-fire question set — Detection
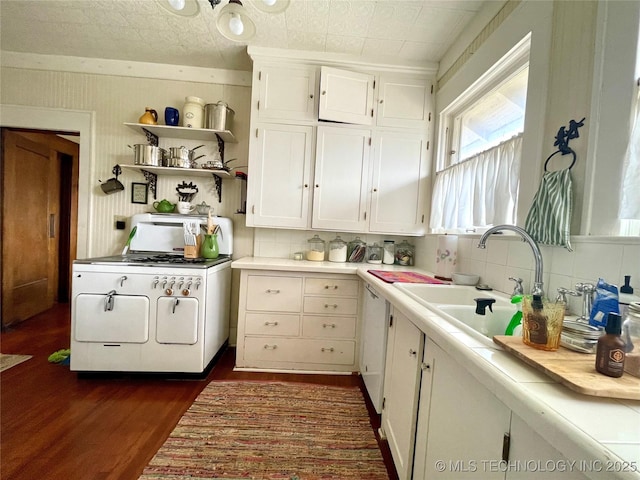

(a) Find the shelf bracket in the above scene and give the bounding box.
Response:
[141,127,159,146]
[140,170,158,199]
[212,174,223,203]
[215,134,225,161]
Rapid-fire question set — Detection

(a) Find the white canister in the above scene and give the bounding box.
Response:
[183,96,205,129]
[383,240,395,265]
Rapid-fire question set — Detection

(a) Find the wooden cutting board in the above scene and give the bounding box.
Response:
[493,335,640,400]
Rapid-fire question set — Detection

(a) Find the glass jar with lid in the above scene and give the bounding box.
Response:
[394,240,415,266]
[306,235,326,261]
[328,235,347,263]
[366,243,383,264]
[347,237,366,263]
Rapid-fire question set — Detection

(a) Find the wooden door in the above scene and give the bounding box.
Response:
[1,129,78,327]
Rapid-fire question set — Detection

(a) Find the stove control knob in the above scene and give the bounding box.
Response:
[178,277,185,289]
[165,288,174,296]
[152,276,160,289]
[182,289,190,296]
[161,276,168,289]
[195,279,202,290]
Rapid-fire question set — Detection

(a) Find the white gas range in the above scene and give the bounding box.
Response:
[70,213,233,374]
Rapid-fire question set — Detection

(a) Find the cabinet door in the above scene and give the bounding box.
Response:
[416,340,511,480]
[156,296,198,344]
[319,66,375,125]
[381,307,424,480]
[377,76,431,128]
[247,124,313,229]
[369,131,428,235]
[257,65,318,122]
[507,413,590,480]
[360,284,389,414]
[312,126,370,231]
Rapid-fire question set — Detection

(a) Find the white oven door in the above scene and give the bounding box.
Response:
[156,296,199,344]
[74,294,149,343]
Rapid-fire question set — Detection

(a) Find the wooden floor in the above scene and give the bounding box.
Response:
[1,303,398,480]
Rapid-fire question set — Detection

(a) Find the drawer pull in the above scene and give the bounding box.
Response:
[321,347,335,353]
[324,285,339,290]
[264,321,279,326]
[324,304,339,309]
[263,344,278,350]
[322,323,336,329]
[265,289,281,294]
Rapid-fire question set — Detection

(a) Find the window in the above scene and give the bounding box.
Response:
[431,35,530,233]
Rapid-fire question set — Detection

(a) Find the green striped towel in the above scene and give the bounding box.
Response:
[525,168,573,251]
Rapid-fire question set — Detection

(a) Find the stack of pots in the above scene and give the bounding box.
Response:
[130,144,166,166]
[166,145,205,168]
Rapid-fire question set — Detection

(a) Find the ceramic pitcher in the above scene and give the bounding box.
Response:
[201,234,219,259]
[139,107,158,125]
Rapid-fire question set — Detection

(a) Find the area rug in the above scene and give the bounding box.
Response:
[139,381,389,480]
[0,354,33,372]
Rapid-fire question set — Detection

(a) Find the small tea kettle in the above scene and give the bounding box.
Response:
[139,107,158,125]
[153,199,175,213]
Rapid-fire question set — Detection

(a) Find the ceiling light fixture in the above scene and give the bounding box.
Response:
[252,0,290,14]
[213,0,256,42]
[157,0,199,17]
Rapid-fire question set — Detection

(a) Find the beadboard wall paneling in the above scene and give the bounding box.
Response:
[1,67,251,258]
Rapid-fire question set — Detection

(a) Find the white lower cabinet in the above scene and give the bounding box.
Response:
[412,338,590,480]
[380,306,424,480]
[236,270,359,372]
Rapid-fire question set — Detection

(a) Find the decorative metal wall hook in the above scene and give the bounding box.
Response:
[208,0,222,9]
[544,117,586,172]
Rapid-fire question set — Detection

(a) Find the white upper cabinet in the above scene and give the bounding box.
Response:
[256,65,318,122]
[312,126,370,232]
[319,66,375,125]
[247,123,314,229]
[377,75,431,128]
[369,130,428,235]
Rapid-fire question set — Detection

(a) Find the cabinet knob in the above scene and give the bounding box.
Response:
[372,188,377,192]
[409,349,417,356]
[421,362,431,371]
[322,90,326,95]
[315,184,319,188]
[304,184,309,188]
[309,94,314,99]
[379,99,384,104]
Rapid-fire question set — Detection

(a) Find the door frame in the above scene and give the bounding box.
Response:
[0,104,94,259]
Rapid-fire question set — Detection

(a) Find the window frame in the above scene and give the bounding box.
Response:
[437,34,531,173]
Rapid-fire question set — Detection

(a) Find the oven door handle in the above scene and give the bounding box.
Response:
[104,290,117,312]
[172,298,180,314]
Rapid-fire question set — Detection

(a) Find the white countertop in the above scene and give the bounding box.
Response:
[232,257,640,480]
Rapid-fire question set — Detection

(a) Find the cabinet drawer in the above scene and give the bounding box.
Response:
[302,315,357,339]
[303,296,358,316]
[305,277,359,296]
[244,337,355,366]
[245,313,300,336]
[246,275,302,312]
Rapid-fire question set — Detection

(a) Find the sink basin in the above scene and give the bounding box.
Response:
[394,283,511,308]
[437,305,515,339]
[393,283,515,346]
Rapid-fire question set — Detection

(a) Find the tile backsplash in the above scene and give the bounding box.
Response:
[418,234,640,317]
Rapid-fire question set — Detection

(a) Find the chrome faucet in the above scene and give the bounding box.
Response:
[478,225,544,297]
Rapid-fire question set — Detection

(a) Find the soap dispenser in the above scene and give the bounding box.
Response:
[474,298,497,336]
[505,295,523,336]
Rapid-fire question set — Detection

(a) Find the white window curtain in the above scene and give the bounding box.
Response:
[620,82,640,220]
[430,133,523,232]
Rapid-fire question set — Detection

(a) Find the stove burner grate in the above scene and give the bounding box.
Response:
[135,254,208,264]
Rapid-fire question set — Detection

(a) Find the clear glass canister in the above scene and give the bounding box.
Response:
[183,96,205,129]
[366,243,383,264]
[394,240,415,266]
[328,235,347,263]
[306,234,326,261]
[347,237,366,263]
[383,240,395,265]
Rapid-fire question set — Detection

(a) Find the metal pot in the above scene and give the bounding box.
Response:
[129,144,166,167]
[166,154,205,168]
[168,145,204,163]
[204,102,234,131]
